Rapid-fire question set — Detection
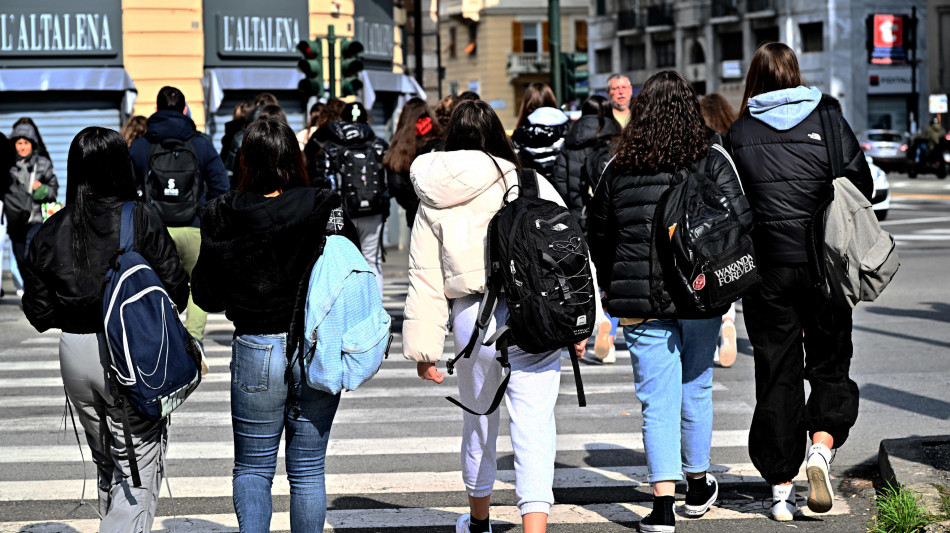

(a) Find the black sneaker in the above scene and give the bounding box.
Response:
[684,473,718,517]
[639,496,675,533]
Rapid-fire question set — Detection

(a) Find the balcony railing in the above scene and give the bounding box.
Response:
[712,0,739,18]
[646,4,673,27]
[507,53,551,80]
[618,9,642,31]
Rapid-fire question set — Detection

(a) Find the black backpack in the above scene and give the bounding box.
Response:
[445,168,595,415]
[337,141,386,218]
[145,138,202,226]
[651,146,759,316]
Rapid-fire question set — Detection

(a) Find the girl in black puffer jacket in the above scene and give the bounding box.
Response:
[511,82,569,183]
[23,127,188,532]
[552,95,620,226]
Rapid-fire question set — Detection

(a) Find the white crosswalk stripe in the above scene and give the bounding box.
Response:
[0,275,849,531]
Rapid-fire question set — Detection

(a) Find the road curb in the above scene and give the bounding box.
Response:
[879,435,950,514]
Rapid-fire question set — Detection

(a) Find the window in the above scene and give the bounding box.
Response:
[511,21,549,54]
[575,20,588,53]
[800,22,823,53]
[720,31,743,60]
[449,81,460,95]
[754,26,779,49]
[689,41,705,64]
[622,40,646,71]
[465,24,477,56]
[655,39,675,68]
[595,48,612,74]
[597,0,606,17]
[448,26,457,59]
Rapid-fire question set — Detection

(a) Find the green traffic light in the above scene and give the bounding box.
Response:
[341,77,364,97]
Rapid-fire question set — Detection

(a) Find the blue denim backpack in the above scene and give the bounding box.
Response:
[302,234,392,394]
[102,202,202,485]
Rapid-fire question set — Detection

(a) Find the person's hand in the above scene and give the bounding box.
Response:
[574,339,587,359]
[32,181,41,190]
[417,362,444,384]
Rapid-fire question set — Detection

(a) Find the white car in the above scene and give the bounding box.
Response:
[867,156,890,220]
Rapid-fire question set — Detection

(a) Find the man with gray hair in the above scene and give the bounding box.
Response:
[607,74,633,128]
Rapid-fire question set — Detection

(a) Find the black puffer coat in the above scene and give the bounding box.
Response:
[511,107,569,183]
[552,115,619,223]
[587,143,753,319]
[23,200,188,334]
[308,121,389,192]
[725,96,872,264]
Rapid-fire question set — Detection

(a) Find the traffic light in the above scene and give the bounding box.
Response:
[340,38,365,97]
[562,53,590,103]
[297,39,325,98]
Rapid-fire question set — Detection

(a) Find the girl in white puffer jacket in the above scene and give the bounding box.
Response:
[403,100,601,533]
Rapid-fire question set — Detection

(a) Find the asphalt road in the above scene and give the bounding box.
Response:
[0,172,947,532]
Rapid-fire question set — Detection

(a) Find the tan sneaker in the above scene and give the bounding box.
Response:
[718,318,737,368]
[594,320,613,360]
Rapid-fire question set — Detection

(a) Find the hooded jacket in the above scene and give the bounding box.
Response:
[725,89,872,264]
[23,200,188,334]
[192,187,344,336]
[403,150,602,362]
[511,107,569,182]
[129,110,230,227]
[386,137,441,228]
[4,122,57,238]
[309,121,389,193]
[552,115,620,222]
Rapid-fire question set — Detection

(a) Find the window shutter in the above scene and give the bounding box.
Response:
[512,22,523,53]
[542,21,550,53]
[575,20,588,52]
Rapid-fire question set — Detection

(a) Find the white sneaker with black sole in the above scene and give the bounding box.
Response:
[684,473,718,517]
[806,443,834,513]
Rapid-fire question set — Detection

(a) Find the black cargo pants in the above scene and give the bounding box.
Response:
[743,264,860,485]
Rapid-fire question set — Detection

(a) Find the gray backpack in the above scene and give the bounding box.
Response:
[808,105,899,308]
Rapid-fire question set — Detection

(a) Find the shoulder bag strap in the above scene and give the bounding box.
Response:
[446,331,511,416]
[818,105,844,179]
[517,168,540,199]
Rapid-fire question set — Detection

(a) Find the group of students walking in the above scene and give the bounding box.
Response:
[8,41,871,533]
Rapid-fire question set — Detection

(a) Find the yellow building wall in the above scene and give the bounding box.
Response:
[123,0,206,130]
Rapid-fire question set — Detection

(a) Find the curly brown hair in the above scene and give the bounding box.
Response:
[612,71,708,173]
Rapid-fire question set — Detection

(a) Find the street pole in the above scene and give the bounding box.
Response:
[414,0,424,87]
[909,6,918,134]
[328,25,337,99]
[549,0,562,104]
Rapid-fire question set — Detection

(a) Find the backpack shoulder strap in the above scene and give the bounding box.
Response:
[517,168,540,199]
[119,202,135,253]
[818,104,844,179]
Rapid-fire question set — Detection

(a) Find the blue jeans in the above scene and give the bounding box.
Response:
[623,317,720,482]
[231,333,341,533]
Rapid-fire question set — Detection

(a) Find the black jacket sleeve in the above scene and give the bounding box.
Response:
[21,237,56,332]
[586,166,618,289]
[551,151,570,203]
[136,203,189,310]
[708,145,753,231]
[838,114,874,201]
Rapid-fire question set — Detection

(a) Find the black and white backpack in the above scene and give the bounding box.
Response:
[337,141,387,218]
[145,137,202,226]
[445,168,595,415]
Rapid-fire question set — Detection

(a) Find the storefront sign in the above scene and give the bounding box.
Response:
[354,0,394,68]
[868,67,912,94]
[0,2,122,66]
[204,0,308,67]
[870,14,907,65]
[930,94,949,114]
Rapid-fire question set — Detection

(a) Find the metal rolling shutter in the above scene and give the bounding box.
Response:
[0,107,122,195]
[210,108,307,156]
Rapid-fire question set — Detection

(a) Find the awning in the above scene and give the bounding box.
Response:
[0,67,137,114]
[360,70,427,110]
[203,68,301,113]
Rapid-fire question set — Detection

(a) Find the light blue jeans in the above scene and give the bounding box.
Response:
[230,333,341,533]
[623,317,720,482]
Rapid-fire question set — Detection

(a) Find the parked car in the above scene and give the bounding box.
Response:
[867,156,890,220]
[859,129,909,171]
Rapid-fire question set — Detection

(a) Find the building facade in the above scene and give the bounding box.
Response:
[587,0,929,134]
[439,0,589,130]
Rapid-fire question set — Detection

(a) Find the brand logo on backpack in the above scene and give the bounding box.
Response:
[164,179,179,197]
[714,254,756,286]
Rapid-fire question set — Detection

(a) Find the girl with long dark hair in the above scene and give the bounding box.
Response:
[192,118,346,532]
[587,71,752,532]
[22,127,188,532]
[511,82,569,182]
[725,42,872,521]
[382,97,443,227]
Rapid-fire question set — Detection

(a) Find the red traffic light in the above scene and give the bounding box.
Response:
[297,40,321,59]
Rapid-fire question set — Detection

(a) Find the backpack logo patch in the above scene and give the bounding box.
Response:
[575,315,587,327]
[809,132,822,141]
[553,223,569,231]
[164,179,179,197]
[714,254,756,286]
[692,273,706,291]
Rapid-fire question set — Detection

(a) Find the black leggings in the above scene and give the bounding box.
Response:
[743,264,859,485]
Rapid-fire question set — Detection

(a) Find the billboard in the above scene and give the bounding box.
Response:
[869,14,909,65]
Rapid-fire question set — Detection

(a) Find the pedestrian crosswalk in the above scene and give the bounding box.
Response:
[0,277,853,532]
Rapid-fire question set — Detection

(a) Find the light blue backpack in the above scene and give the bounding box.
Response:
[303,235,392,394]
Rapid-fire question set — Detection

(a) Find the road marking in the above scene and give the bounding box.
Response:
[0,430,751,463]
[879,215,950,226]
[0,499,851,532]
[0,463,804,502]
[890,193,950,200]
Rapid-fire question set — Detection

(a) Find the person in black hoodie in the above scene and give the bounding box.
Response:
[587,71,752,533]
[511,82,569,183]
[309,102,389,295]
[192,118,347,533]
[724,43,872,521]
[129,86,229,360]
[382,97,443,228]
[552,94,620,226]
[23,127,188,532]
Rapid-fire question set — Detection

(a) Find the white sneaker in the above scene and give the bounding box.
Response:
[806,443,834,513]
[601,344,616,364]
[594,319,613,360]
[770,484,797,521]
[718,318,737,367]
[456,513,491,533]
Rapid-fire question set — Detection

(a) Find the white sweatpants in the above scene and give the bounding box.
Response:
[451,293,560,516]
[352,213,384,296]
